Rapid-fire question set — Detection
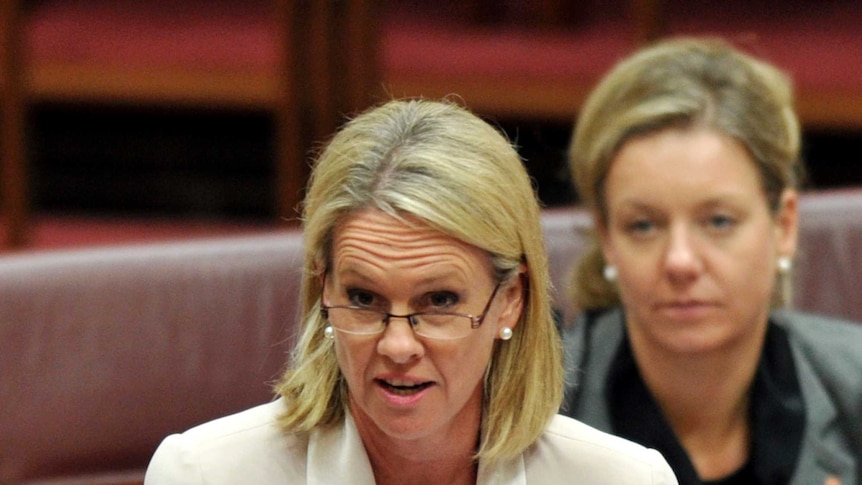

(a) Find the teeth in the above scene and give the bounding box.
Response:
[384,382,427,396]
[379,379,430,395]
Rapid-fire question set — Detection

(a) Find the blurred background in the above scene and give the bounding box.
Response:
[3,0,861,251]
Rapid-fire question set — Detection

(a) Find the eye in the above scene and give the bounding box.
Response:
[424,291,460,311]
[347,289,379,308]
[705,213,737,232]
[624,218,655,236]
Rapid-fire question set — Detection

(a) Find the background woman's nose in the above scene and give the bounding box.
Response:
[663,225,702,279]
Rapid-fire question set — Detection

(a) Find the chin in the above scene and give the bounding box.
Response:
[662,326,749,356]
[375,416,437,441]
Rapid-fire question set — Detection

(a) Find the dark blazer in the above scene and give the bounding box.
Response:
[561,308,862,485]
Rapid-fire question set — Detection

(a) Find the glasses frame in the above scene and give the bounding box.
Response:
[320,274,503,340]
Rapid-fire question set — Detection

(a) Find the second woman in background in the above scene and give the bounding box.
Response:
[561,37,862,485]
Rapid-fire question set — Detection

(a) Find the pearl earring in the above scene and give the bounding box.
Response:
[324,326,335,340]
[777,256,792,274]
[603,265,618,282]
[499,327,513,340]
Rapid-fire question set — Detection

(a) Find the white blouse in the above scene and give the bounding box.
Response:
[144,398,677,484]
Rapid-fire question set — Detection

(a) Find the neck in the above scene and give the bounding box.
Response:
[362,430,478,485]
[370,451,478,485]
[350,391,482,485]
[628,327,765,480]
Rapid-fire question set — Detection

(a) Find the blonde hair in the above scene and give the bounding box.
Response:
[275,99,562,464]
[569,37,803,310]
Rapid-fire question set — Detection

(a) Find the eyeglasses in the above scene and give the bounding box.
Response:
[321,280,503,340]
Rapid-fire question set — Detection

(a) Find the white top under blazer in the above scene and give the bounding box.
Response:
[144,398,678,484]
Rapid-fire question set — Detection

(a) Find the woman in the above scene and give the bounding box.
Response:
[561,37,862,485]
[144,99,677,484]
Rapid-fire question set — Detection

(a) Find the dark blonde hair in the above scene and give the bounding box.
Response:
[569,37,803,310]
[276,99,562,464]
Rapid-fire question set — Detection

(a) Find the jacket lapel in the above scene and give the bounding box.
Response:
[476,453,526,485]
[789,341,856,485]
[307,412,377,485]
[562,308,624,430]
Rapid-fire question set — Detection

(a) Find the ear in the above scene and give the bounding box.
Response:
[496,267,526,333]
[775,189,799,259]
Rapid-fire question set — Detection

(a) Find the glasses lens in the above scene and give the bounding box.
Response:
[324,307,474,339]
[326,307,385,335]
[413,313,472,340]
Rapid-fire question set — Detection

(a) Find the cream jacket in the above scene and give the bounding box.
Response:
[145,398,677,484]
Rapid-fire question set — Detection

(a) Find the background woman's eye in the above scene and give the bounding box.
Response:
[626,219,654,234]
[708,214,736,230]
[347,289,376,307]
[427,291,459,309]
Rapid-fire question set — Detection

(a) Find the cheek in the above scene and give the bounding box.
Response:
[614,248,659,292]
[721,220,780,278]
[436,336,496,388]
[724,240,777,296]
[333,340,372,385]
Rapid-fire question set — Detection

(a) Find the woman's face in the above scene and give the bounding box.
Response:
[325,209,523,447]
[599,127,797,355]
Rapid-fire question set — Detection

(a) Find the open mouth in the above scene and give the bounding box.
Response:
[377,379,433,396]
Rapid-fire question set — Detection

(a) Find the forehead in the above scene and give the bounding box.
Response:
[330,209,492,279]
[606,128,763,204]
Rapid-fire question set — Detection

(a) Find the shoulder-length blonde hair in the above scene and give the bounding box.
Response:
[569,37,803,311]
[275,99,562,464]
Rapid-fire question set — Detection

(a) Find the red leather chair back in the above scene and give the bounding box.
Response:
[0,232,303,484]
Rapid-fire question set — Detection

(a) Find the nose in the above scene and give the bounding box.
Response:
[663,224,702,282]
[376,315,424,364]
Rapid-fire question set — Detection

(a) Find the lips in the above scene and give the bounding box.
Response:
[662,299,714,308]
[656,300,717,319]
[666,300,704,307]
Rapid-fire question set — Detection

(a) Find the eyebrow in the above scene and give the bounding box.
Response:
[616,192,749,210]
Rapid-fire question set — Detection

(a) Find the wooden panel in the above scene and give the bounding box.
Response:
[1,0,29,249]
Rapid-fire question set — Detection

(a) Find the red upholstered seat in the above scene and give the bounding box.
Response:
[1,230,305,484]
[381,0,862,128]
[25,0,279,107]
[381,4,636,120]
[658,0,862,128]
[30,1,276,70]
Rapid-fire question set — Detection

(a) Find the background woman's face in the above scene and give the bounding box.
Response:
[599,128,797,355]
[325,209,522,447]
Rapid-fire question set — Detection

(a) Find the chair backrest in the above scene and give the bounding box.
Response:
[793,188,862,322]
[0,231,304,484]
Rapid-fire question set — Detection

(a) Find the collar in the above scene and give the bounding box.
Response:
[307,411,377,485]
[306,410,527,485]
